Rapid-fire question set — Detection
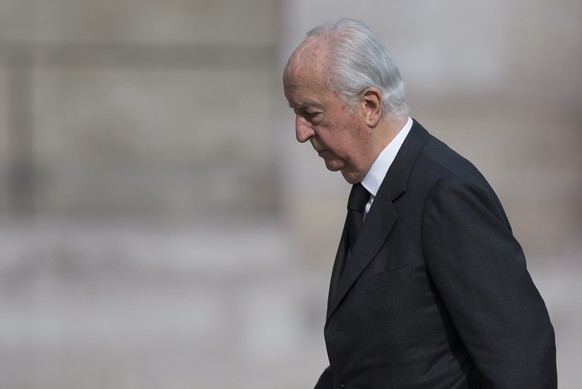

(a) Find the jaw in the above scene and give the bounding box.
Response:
[341,170,364,185]
[321,154,366,184]
[340,164,367,185]
[323,158,343,173]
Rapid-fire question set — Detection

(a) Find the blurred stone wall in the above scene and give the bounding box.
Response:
[0,1,312,389]
[0,0,280,222]
[0,0,581,388]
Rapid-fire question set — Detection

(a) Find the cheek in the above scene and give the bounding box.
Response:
[327,137,356,163]
[317,116,360,156]
[336,124,360,151]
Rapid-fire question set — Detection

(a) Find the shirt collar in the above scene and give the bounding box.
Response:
[361,117,413,197]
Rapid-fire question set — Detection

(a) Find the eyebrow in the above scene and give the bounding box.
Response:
[289,101,323,110]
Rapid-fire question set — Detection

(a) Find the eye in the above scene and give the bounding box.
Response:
[291,106,323,123]
[304,111,322,122]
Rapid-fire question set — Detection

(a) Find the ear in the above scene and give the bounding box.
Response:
[362,87,383,128]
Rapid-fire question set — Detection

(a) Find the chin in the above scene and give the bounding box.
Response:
[324,162,343,172]
[322,156,343,170]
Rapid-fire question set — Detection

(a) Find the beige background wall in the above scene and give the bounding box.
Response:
[0,0,580,388]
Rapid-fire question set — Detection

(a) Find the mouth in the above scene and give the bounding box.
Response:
[311,141,328,158]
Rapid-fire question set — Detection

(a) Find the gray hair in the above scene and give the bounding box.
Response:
[307,18,409,117]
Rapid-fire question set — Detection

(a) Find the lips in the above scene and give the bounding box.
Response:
[312,143,323,153]
[311,140,328,157]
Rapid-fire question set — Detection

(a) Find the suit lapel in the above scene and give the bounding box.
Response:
[327,220,349,314]
[326,189,397,322]
[326,120,431,323]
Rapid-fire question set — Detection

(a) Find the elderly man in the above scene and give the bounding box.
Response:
[283,18,556,388]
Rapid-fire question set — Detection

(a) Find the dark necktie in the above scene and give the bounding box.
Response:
[347,183,370,250]
[329,183,371,302]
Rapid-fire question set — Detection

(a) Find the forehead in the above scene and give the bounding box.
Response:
[285,38,330,81]
[284,38,331,106]
[284,77,331,111]
[291,37,327,66]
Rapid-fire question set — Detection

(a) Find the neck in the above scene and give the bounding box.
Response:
[342,114,408,185]
[374,113,408,157]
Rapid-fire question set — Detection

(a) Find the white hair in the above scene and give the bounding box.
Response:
[307,18,409,117]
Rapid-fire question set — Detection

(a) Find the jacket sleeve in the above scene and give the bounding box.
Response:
[421,176,557,388]
[314,366,333,389]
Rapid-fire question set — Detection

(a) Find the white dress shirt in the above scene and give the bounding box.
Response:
[361,117,413,215]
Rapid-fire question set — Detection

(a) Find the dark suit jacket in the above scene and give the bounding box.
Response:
[316,120,556,388]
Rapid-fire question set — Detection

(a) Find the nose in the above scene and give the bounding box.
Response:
[295,115,315,143]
